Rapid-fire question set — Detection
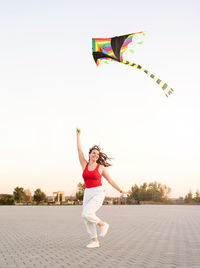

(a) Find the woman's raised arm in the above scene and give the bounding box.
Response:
[76,129,87,170]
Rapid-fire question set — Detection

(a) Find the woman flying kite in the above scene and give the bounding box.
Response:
[76,128,127,248]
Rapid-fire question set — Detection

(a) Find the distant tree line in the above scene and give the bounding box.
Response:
[1,184,200,205]
[0,194,14,205]
[2,181,171,206]
[127,181,171,204]
[184,189,200,204]
[0,187,48,205]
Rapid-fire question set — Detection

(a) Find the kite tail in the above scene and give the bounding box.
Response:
[122,60,174,97]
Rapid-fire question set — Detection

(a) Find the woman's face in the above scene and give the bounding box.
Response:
[89,149,99,162]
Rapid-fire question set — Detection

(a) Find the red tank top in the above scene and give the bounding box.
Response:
[82,163,102,188]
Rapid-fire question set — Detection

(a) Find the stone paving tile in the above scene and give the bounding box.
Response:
[0,205,200,267]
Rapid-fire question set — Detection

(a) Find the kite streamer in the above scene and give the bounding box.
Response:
[122,60,173,96]
[92,32,173,97]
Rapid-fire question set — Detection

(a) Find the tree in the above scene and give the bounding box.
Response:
[0,194,14,205]
[127,181,171,203]
[13,187,25,203]
[139,183,148,201]
[127,184,140,204]
[24,189,33,203]
[76,182,85,201]
[33,189,47,204]
[146,182,171,202]
[184,190,193,203]
[194,189,200,203]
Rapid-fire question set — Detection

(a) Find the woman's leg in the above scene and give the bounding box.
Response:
[83,219,98,240]
[82,188,98,240]
[82,191,105,240]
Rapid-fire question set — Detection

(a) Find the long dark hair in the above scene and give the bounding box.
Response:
[89,145,112,167]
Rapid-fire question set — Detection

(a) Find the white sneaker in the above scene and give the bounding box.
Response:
[86,241,100,248]
[100,223,109,237]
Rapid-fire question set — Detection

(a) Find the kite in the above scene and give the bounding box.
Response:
[92,32,173,97]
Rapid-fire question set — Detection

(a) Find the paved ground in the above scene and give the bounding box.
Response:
[0,205,200,268]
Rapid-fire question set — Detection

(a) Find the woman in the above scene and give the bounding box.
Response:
[76,129,126,248]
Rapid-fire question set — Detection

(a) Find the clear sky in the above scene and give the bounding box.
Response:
[0,0,200,198]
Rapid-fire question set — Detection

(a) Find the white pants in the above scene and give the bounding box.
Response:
[81,186,105,239]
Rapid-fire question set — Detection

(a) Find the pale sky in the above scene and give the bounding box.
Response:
[0,0,200,198]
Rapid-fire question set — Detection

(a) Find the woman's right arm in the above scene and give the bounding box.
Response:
[76,129,87,170]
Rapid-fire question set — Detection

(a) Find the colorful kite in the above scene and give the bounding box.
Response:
[92,32,173,97]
